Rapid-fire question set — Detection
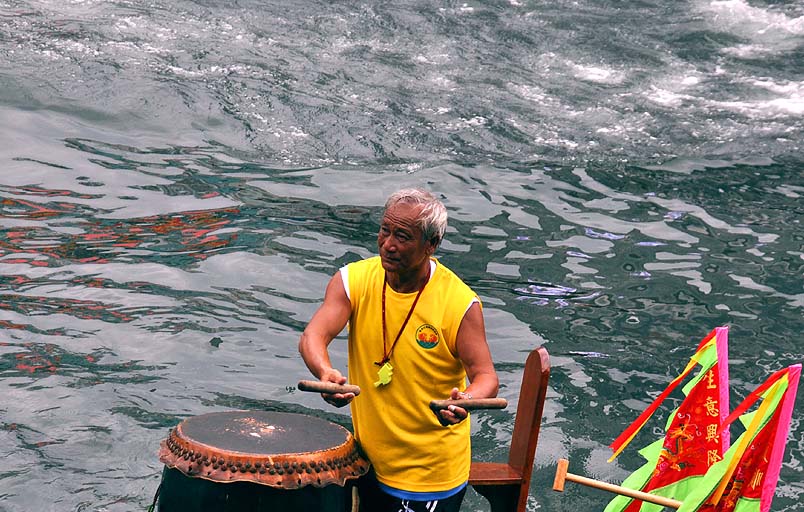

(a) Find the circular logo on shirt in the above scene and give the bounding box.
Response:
[415,324,440,349]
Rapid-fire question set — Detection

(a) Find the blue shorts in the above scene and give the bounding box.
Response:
[356,474,467,512]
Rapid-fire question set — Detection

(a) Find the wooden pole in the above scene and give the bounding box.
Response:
[553,458,682,509]
[297,380,361,396]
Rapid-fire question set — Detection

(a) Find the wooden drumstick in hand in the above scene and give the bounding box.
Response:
[298,380,361,396]
[429,397,507,412]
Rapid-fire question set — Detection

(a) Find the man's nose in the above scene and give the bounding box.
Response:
[381,236,396,252]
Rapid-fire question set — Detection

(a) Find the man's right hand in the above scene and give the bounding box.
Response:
[319,368,355,407]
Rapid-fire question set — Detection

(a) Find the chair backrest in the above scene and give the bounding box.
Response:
[508,347,550,502]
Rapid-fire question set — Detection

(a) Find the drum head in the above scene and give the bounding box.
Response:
[159,411,369,489]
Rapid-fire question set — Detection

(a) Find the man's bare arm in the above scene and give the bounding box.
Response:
[298,272,352,405]
[456,302,498,398]
[437,302,499,425]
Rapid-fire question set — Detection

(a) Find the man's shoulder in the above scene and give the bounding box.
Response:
[433,259,473,292]
[344,256,382,281]
[347,255,381,270]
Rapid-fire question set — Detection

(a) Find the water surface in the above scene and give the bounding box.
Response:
[0,1,802,510]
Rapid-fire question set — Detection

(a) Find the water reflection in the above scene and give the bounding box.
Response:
[1,182,240,267]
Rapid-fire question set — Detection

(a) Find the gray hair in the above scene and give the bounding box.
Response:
[385,188,448,247]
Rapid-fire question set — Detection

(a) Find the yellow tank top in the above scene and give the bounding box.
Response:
[343,256,480,492]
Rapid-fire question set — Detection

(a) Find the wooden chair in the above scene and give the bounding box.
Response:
[469,346,550,512]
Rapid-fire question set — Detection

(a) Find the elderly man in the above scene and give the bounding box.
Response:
[299,188,498,512]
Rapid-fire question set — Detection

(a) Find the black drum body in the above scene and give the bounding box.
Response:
[158,465,354,511]
[156,411,369,512]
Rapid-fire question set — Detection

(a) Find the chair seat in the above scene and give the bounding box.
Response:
[469,462,523,485]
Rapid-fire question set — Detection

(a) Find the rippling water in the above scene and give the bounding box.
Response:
[1,1,802,510]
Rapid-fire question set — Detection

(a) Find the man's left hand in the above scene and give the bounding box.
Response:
[435,387,471,426]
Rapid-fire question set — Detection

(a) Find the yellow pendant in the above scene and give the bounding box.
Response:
[374,362,393,387]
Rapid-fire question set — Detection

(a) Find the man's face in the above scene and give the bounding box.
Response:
[377,202,434,275]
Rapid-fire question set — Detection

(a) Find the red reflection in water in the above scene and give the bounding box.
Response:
[0,341,107,378]
[0,295,135,322]
[0,184,101,200]
[0,319,29,330]
[0,184,239,267]
[9,343,61,374]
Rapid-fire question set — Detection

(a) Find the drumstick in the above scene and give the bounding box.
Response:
[553,458,682,509]
[429,398,508,411]
[297,380,361,396]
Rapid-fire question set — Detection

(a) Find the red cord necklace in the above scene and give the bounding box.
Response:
[373,271,428,386]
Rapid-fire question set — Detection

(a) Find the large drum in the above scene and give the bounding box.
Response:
[156,411,370,511]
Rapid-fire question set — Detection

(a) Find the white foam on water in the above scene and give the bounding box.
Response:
[639,63,708,108]
[705,78,804,117]
[429,75,458,90]
[634,54,800,149]
[708,96,804,117]
[644,86,693,108]
[463,116,487,127]
[506,82,570,125]
[507,83,550,104]
[414,53,451,65]
[566,60,626,85]
[699,0,804,56]
[534,135,580,150]
[703,0,804,35]
[162,63,251,78]
[745,78,804,115]
[439,4,475,14]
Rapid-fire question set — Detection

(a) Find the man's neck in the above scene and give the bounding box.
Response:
[386,260,431,293]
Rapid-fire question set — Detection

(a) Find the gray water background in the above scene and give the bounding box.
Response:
[0,0,802,510]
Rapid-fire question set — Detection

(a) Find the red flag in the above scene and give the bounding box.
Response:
[606,327,730,511]
[676,364,801,512]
